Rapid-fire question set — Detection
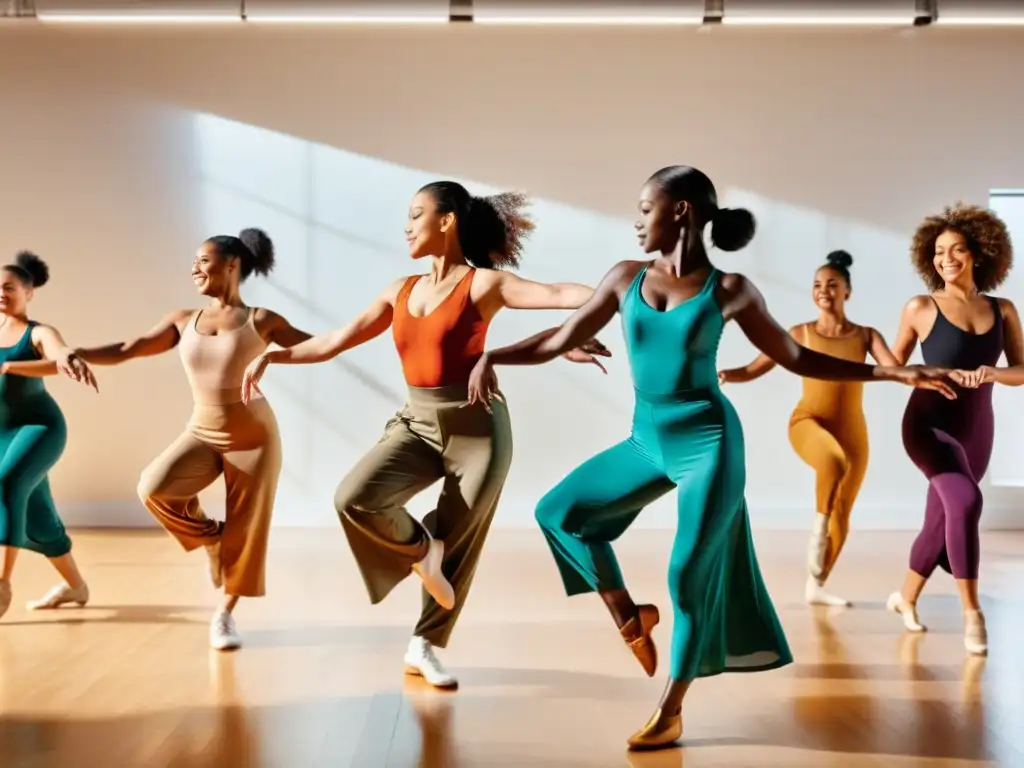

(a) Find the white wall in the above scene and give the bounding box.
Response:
[1,24,1023,530]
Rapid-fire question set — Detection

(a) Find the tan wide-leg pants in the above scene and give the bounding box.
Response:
[335,384,514,648]
[137,398,282,597]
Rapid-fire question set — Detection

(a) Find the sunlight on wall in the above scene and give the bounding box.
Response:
[191,113,1021,530]
[191,112,637,527]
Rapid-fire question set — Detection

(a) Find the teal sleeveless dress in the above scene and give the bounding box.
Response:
[535,266,792,680]
[0,323,72,558]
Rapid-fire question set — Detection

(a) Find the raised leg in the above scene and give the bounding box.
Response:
[535,437,674,677]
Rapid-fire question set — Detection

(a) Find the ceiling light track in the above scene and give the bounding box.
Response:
[9,1,1024,26]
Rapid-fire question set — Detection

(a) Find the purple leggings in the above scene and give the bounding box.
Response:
[902,390,993,580]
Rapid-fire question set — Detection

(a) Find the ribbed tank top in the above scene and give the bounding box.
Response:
[391,269,490,388]
[178,307,269,405]
[793,323,867,419]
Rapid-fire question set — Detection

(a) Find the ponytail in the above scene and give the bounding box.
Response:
[206,228,276,280]
[419,181,535,270]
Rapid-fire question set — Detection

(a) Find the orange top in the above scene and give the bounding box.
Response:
[392,269,491,388]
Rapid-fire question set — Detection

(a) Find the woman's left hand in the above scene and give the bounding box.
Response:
[561,337,611,373]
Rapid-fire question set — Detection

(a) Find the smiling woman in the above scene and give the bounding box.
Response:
[22,228,314,653]
[240,179,607,690]
[717,250,901,608]
[886,202,1022,658]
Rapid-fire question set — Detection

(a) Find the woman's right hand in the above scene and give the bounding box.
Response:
[241,353,270,405]
[885,365,958,399]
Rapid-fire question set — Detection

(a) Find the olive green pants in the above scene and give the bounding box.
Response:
[335,384,513,648]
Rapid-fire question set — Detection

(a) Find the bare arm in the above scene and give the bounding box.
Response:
[254,309,314,349]
[493,272,594,311]
[480,262,633,366]
[0,359,58,377]
[20,324,99,390]
[890,297,929,365]
[867,326,901,367]
[731,276,915,382]
[720,325,803,384]
[265,280,402,365]
[74,309,191,365]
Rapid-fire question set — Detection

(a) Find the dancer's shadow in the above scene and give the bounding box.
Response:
[1,604,208,626]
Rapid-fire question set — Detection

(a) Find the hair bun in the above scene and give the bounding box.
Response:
[710,207,756,252]
[13,250,50,288]
[238,228,275,278]
[826,249,853,270]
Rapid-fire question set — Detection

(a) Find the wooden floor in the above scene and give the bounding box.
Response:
[1,528,1022,767]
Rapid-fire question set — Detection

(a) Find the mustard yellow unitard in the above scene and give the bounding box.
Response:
[788,323,869,582]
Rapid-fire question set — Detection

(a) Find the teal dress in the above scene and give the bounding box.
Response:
[535,267,792,680]
[0,323,72,558]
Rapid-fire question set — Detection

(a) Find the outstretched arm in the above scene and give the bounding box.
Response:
[729,276,955,396]
[481,262,631,366]
[263,280,401,366]
[493,272,594,311]
[75,309,191,365]
[254,309,314,349]
[241,280,402,404]
[719,326,802,384]
[17,324,99,390]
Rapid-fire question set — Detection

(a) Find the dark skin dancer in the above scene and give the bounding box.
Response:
[468,166,959,750]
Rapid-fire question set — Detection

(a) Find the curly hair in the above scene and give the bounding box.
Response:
[419,181,535,270]
[910,202,1013,293]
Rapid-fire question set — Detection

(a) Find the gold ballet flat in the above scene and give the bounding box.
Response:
[626,707,683,751]
[620,603,660,677]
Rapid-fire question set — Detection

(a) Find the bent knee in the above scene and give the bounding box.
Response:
[136,470,162,505]
[535,490,574,531]
[333,475,380,516]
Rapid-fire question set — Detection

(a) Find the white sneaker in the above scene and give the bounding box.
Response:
[411,538,455,611]
[404,636,458,689]
[0,580,11,619]
[210,610,242,651]
[27,583,90,611]
[205,542,223,589]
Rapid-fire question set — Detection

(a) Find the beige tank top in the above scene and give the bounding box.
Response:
[178,307,268,405]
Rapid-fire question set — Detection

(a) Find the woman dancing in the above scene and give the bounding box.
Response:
[40,229,311,650]
[0,251,98,620]
[467,166,957,750]
[241,181,607,688]
[719,250,900,607]
[885,203,1020,657]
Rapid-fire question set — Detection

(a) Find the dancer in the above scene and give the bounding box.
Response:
[466,166,957,750]
[0,251,98,620]
[44,229,310,650]
[241,181,608,688]
[885,203,1020,657]
[718,250,900,607]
